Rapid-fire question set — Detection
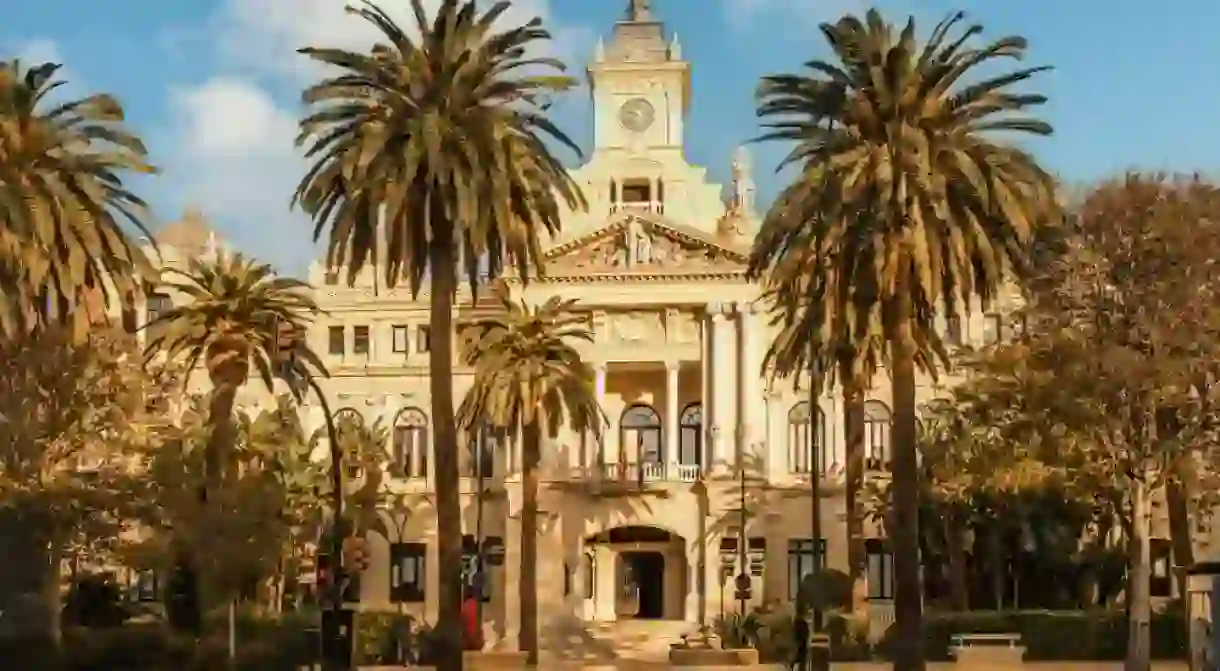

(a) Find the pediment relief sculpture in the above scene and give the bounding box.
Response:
[665,310,700,345]
[550,218,745,274]
[605,311,664,346]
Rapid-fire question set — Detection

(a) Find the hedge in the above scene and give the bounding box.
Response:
[878,609,1188,661]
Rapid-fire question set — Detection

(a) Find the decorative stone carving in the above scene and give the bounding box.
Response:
[557,219,742,273]
[666,310,700,345]
[606,311,663,345]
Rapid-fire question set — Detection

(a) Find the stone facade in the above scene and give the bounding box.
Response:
[118,0,1195,651]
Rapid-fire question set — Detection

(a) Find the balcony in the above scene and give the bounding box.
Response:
[593,462,701,483]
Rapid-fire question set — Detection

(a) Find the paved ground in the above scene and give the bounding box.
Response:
[365,664,1190,670]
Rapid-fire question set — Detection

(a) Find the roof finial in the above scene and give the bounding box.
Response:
[626,0,652,22]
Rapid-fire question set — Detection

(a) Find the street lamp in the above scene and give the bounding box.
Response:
[734,443,751,616]
[807,344,824,635]
[273,320,350,671]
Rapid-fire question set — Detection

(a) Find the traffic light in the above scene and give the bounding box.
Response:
[342,536,371,572]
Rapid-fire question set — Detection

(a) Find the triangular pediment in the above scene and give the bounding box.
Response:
[541,214,749,278]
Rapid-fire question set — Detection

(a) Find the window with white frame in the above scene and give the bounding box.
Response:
[865,538,894,600]
[392,407,429,478]
[787,401,826,474]
[863,401,891,470]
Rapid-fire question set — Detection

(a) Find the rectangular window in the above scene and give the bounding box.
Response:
[353,325,370,355]
[389,542,426,603]
[787,538,826,603]
[392,325,409,354]
[416,325,431,353]
[328,326,345,356]
[135,570,158,602]
[865,538,895,600]
[983,313,1003,345]
[1150,538,1172,598]
[146,293,172,324]
[583,553,596,600]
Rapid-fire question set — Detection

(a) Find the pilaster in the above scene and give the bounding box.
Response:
[708,302,735,474]
[594,362,607,479]
[736,301,763,470]
[664,360,681,478]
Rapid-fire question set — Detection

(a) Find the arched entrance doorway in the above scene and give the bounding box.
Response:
[585,525,686,621]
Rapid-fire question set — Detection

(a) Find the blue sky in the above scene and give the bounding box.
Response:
[5,0,1219,273]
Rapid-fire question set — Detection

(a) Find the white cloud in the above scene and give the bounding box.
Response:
[157,0,592,273]
[160,78,317,271]
[215,0,587,81]
[14,37,65,65]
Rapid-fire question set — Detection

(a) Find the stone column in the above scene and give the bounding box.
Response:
[501,512,521,647]
[699,312,711,470]
[708,303,733,473]
[665,361,680,478]
[736,301,763,470]
[594,363,607,479]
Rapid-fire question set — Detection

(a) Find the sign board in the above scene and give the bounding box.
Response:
[484,537,505,566]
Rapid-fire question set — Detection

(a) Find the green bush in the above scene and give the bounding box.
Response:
[876,609,1188,661]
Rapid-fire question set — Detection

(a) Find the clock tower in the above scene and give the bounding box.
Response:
[588,0,690,155]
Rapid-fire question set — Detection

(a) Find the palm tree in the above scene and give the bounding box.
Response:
[293,2,584,666]
[750,11,1059,670]
[456,285,605,666]
[0,59,157,340]
[143,252,323,616]
[145,251,323,492]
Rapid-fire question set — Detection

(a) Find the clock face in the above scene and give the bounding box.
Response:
[619,97,656,133]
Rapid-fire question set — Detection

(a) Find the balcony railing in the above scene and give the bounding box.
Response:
[595,462,701,483]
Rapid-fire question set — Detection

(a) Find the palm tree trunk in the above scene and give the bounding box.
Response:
[199,382,239,616]
[428,228,464,671]
[520,421,542,666]
[944,509,968,611]
[889,292,925,671]
[843,383,866,619]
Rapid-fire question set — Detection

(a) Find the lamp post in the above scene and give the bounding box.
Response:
[734,443,750,616]
[807,347,824,634]
[273,320,349,671]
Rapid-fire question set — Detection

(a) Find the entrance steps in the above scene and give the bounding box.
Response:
[538,617,694,666]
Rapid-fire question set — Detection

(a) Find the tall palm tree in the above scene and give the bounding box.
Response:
[293,2,584,665]
[145,251,324,493]
[0,59,157,340]
[143,252,324,618]
[750,11,1059,669]
[456,285,605,665]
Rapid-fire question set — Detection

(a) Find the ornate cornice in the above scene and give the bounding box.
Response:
[503,269,749,285]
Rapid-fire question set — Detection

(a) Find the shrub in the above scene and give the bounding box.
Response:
[61,576,131,628]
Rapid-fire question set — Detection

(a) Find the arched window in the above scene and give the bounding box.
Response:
[678,403,702,466]
[332,407,363,428]
[788,401,826,474]
[620,405,662,465]
[864,401,891,470]
[332,408,365,479]
[392,408,429,479]
[468,423,497,479]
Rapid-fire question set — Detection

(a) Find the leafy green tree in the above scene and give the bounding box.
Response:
[0,328,180,642]
[749,11,1059,668]
[293,2,585,665]
[923,174,1220,669]
[456,284,606,664]
[0,59,157,340]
